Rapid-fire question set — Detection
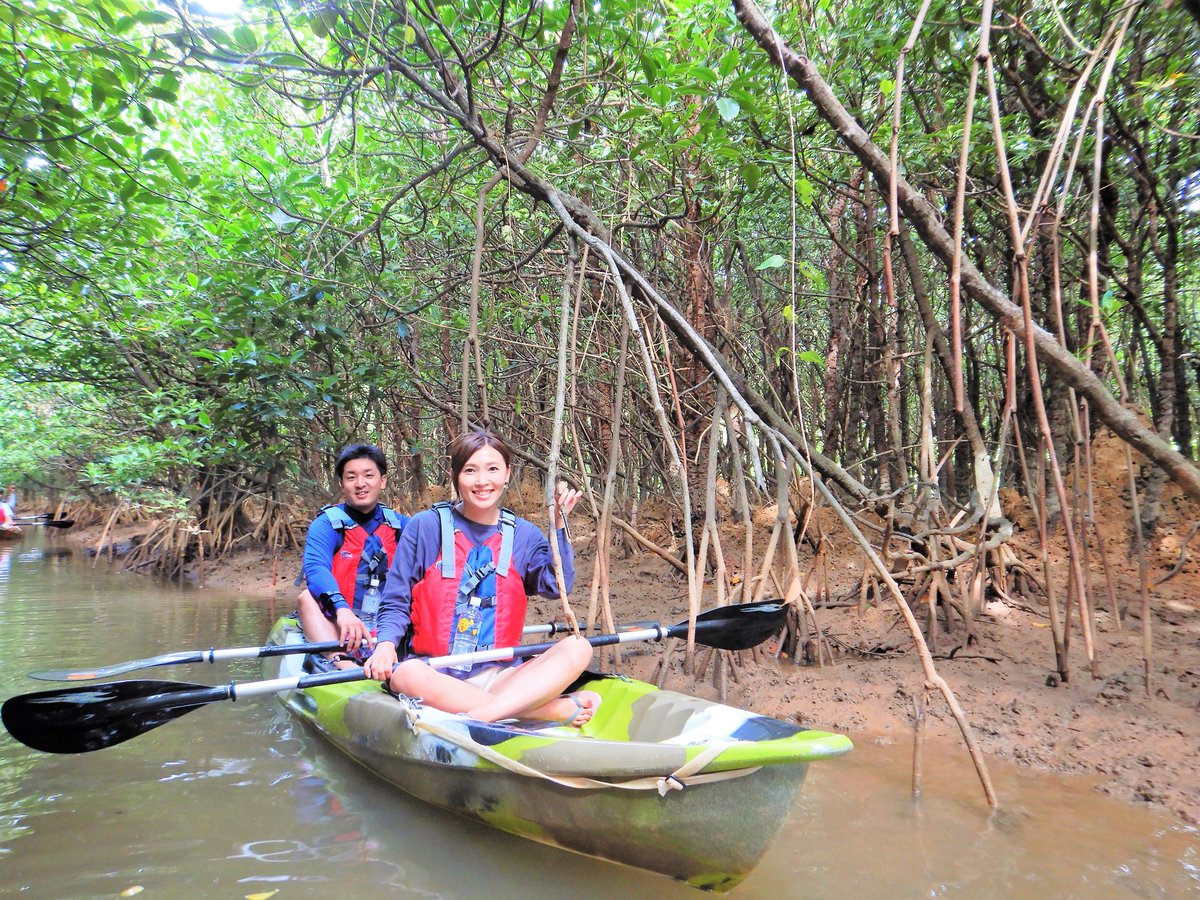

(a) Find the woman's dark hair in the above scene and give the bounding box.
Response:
[448,430,512,486]
[334,443,388,480]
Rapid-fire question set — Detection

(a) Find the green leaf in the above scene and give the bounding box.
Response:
[162,150,187,180]
[203,26,233,50]
[716,97,740,122]
[640,52,660,83]
[232,25,258,53]
[718,49,741,79]
[133,10,174,25]
[740,162,761,191]
[757,254,786,270]
[258,52,311,68]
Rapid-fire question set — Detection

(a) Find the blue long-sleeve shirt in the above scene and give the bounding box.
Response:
[302,503,392,612]
[375,505,574,649]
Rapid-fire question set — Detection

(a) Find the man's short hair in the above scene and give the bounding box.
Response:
[334,443,388,480]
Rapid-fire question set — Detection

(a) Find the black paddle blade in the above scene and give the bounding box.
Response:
[2,680,222,754]
[688,600,788,650]
[42,519,74,529]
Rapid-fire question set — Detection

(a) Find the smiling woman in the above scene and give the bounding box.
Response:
[361,430,591,726]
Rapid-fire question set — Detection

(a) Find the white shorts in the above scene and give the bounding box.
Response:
[459,660,521,691]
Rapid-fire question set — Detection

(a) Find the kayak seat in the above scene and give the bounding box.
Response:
[568,674,706,743]
[625,692,720,743]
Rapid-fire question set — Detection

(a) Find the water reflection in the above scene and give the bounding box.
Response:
[16,544,74,563]
[0,531,1196,898]
[748,737,1198,898]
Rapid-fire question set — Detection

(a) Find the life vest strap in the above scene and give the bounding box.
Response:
[321,504,358,533]
[381,506,407,533]
[497,508,515,577]
[434,502,456,578]
[434,502,516,579]
[457,561,497,604]
[324,503,405,539]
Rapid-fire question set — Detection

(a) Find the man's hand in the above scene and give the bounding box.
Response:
[335,607,370,652]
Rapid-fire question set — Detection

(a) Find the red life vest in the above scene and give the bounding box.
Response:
[323,504,406,613]
[409,503,523,658]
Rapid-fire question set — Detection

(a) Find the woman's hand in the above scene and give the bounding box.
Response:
[363,641,398,681]
[553,480,582,530]
[335,608,370,652]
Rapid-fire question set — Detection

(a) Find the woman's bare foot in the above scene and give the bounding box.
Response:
[551,690,602,727]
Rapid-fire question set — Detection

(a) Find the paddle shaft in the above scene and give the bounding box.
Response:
[27,640,346,681]
[426,623,675,669]
[523,619,655,637]
[33,621,652,681]
[172,668,368,703]
[142,641,346,666]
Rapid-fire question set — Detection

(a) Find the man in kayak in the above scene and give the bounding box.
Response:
[363,430,600,727]
[299,444,408,669]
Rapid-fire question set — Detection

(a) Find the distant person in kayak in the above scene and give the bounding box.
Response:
[299,444,408,669]
[363,429,599,727]
[0,485,16,528]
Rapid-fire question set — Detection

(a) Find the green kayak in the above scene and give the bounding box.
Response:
[266,615,851,892]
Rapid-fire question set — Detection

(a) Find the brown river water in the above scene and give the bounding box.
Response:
[1,532,1196,898]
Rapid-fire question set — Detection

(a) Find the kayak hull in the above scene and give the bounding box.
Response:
[268,616,851,892]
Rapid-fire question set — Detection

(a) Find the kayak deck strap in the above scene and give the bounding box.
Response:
[402,703,759,795]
